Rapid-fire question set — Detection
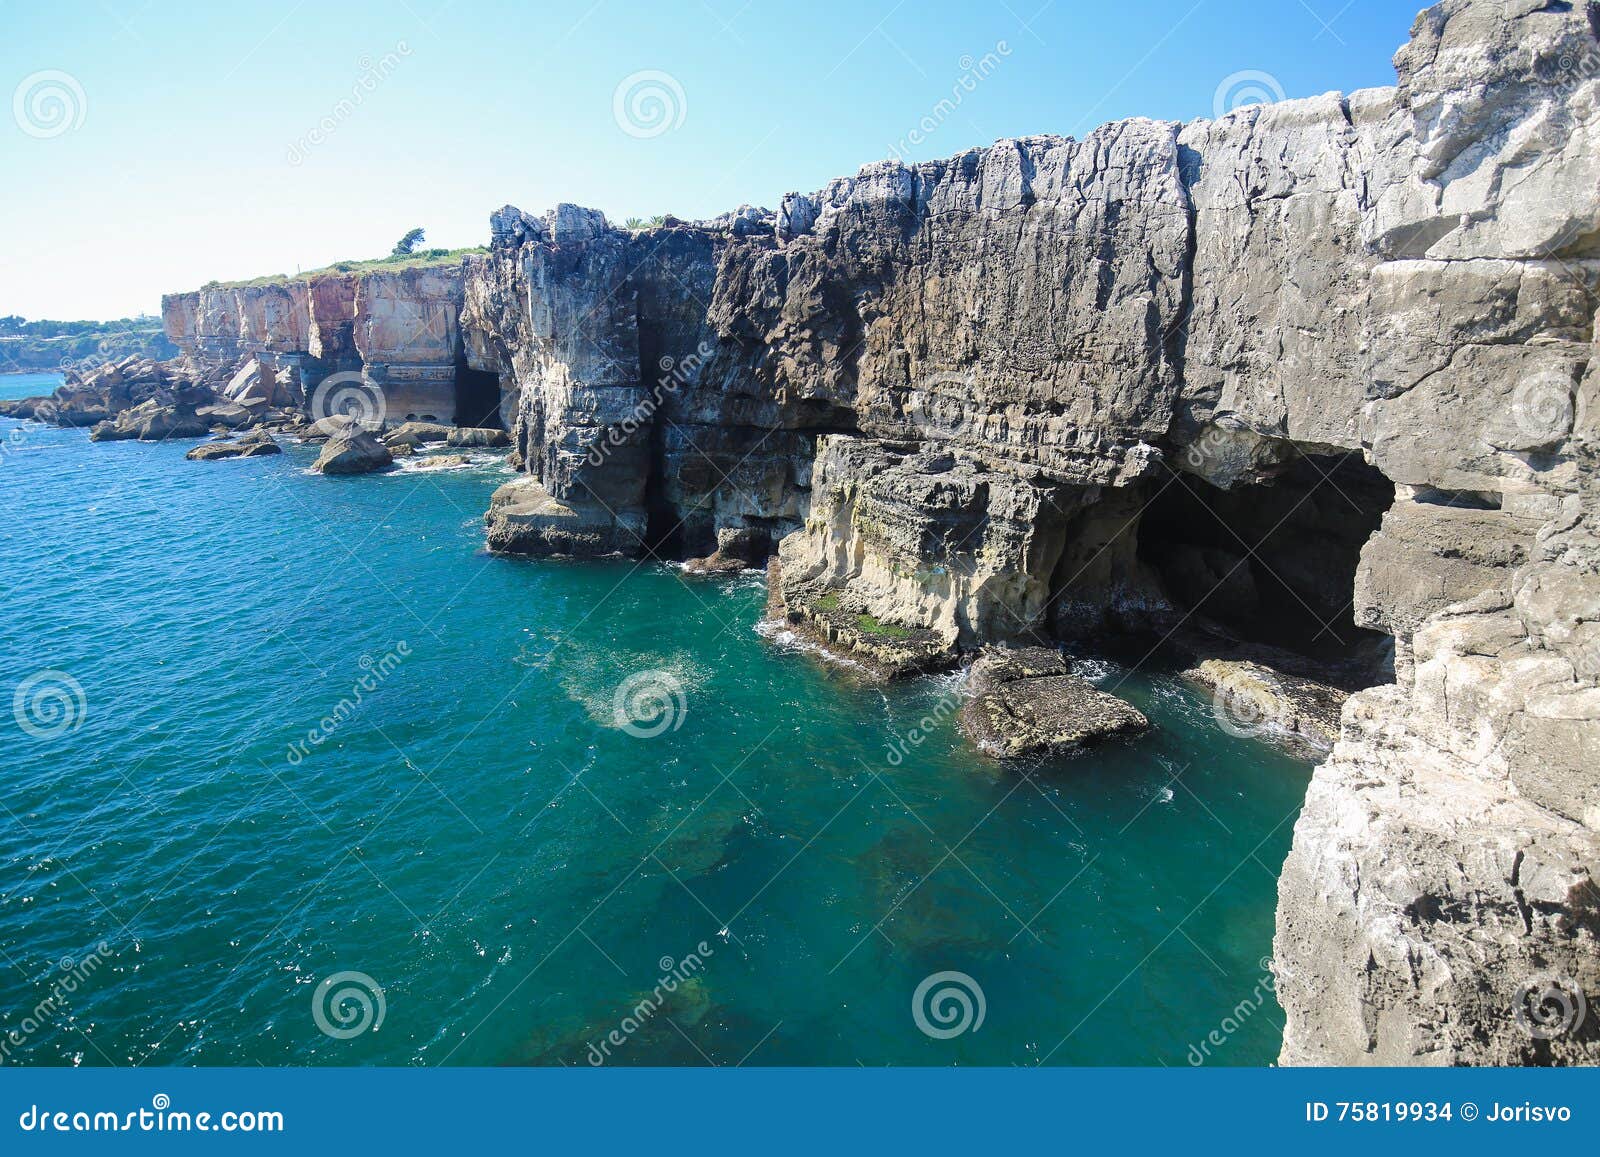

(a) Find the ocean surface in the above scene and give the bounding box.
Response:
[0,371,1310,1067]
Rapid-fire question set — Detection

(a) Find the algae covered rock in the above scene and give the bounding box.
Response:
[960,648,1148,759]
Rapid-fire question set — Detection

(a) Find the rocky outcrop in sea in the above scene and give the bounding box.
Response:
[15,0,1593,1065]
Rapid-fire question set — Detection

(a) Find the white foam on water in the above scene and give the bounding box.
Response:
[752,618,874,674]
[395,451,507,474]
[1068,657,1121,684]
[720,571,768,596]
[560,646,716,729]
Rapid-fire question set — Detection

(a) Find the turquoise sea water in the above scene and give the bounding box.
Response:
[1,371,1310,1066]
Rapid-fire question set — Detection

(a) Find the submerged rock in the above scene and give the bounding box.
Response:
[411,452,471,470]
[186,441,242,461]
[960,648,1148,759]
[186,432,281,461]
[1181,658,1347,757]
[965,646,1073,692]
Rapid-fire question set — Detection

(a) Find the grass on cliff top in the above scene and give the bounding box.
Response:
[806,593,915,639]
[855,612,914,639]
[207,247,488,289]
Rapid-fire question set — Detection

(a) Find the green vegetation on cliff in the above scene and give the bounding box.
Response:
[207,246,487,290]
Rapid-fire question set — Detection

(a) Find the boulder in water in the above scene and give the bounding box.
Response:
[411,452,471,470]
[312,427,393,475]
[186,431,281,461]
[446,426,510,448]
[89,400,210,442]
[960,647,1148,759]
[1181,658,1346,756]
[384,421,453,447]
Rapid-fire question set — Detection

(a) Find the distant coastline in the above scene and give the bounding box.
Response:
[0,315,176,376]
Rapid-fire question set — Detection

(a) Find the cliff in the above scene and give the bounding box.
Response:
[161,260,477,425]
[151,0,1598,1064]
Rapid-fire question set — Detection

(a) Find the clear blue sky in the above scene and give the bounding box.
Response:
[2,0,1423,320]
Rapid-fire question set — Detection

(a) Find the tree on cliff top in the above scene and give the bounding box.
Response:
[391,227,426,256]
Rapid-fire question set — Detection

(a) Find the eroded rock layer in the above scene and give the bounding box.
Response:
[148,0,1598,1064]
[162,264,475,427]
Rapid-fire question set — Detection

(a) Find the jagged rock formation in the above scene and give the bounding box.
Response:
[88,397,210,442]
[469,202,826,560]
[1262,0,1600,1066]
[3,356,223,439]
[143,0,1597,1064]
[311,423,393,475]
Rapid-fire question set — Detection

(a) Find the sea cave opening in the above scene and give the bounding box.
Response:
[453,361,505,429]
[1135,452,1396,679]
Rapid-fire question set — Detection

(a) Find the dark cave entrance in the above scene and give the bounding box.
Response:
[1136,453,1395,669]
[453,362,504,429]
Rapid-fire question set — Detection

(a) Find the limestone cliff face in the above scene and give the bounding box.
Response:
[162,263,478,424]
[467,202,837,558]
[157,0,1599,1064]
[1264,0,1600,1065]
[711,125,1192,484]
